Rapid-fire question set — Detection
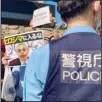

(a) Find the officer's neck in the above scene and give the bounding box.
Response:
[67,16,95,30]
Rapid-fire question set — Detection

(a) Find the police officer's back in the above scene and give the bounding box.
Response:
[42,0,101,101]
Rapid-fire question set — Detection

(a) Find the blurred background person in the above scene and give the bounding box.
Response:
[97,26,101,37]
[96,21,101,37]
[2,43,29,102]
[1,40,6,84]
[1,39,7,102]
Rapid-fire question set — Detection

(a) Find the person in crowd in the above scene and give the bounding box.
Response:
[1,39,7,102]
[2,43,29,101]
[1,40,6,83]
[96,20,101,37]
[97,26,101,37]
[97,22,101,37]
[23,0,101,101]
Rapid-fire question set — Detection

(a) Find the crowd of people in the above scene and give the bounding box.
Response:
[1,0,101,101]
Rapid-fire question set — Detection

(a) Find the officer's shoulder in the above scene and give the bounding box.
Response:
[50,33,101,45]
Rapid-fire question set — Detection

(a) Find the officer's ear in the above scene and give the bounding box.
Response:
[92,1,101,13]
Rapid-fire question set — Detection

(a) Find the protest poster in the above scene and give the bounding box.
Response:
[4,30,44,66]
[32,6,51,27]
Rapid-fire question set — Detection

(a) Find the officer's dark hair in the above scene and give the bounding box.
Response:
[57,0,94,21]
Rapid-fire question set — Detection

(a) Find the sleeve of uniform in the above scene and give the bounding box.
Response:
[23,44,49,101]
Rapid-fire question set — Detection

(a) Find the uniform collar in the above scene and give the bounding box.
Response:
[64,26,97,36]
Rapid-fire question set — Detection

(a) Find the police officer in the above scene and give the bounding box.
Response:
[23,0,101,101]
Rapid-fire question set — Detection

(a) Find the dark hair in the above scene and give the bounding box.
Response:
[57,0,94,20]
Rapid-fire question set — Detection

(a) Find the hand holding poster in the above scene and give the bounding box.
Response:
[4,30,44,66]
[32,6,51,27]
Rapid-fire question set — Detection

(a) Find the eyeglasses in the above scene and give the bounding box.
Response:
[17,48,27,53]
[44,36,54,41]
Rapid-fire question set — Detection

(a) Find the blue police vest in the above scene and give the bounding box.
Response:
[42,32,101,101]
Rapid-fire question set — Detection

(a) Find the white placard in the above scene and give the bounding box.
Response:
[32,6,50,27]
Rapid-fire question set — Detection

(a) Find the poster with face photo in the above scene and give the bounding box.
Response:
[4,30,44,66]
